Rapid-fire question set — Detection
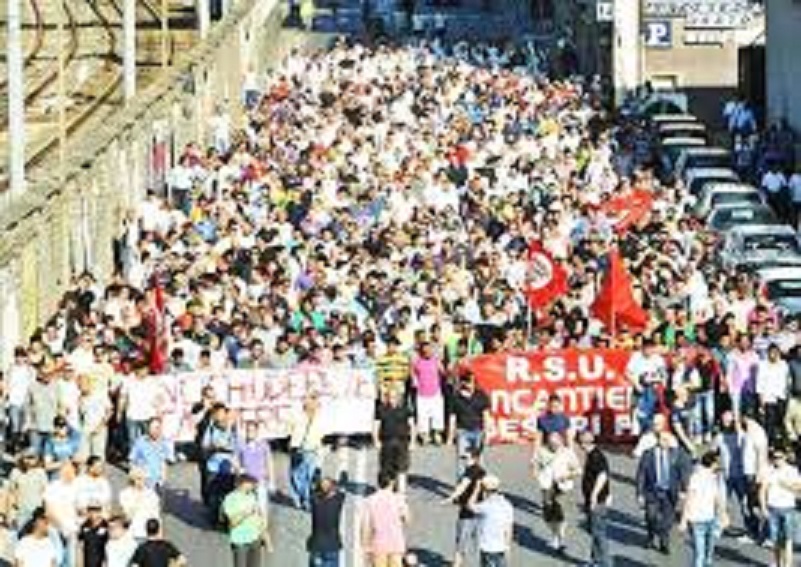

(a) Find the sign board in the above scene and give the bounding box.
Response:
[596,1,614,22]
[684,29,726,44]
[156,366,378,441]
[469,349,635,443]
[685,11,751,29]
[643,20,673,48]
[643,0,750,19]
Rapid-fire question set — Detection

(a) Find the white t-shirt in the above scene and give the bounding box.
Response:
[14,534,58,567]
[123,376,161,421]
[106,534,138,567]
[44,480,79,535]
[7,363,35,407]
[626,352,666,385]
[761,171,787,194]
[119,486,161,540]
[765,463,801,509]
[684,467,722,523]
[74,475,113,512]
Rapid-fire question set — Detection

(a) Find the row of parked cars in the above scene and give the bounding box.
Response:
[650,112,801,316]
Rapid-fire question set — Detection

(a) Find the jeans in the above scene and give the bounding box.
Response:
[479,551,507,567]
[290,450,319,510]
[694,391,715,437]
[7,406,25,448]
[690,520,717,567]
[309,550,340,567]
[644,491,676,546]
[231,541,262,567]
[126,419,148,448]
[588,505,612,567]
[456,429,484,478]
[29,431,51,458]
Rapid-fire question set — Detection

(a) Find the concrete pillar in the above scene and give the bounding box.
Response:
[123,0,137,100]
[612,0,641,107]
[198,0,211,38]
[7,0,26,195]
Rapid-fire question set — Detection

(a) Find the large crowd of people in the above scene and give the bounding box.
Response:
[0,34,800,567]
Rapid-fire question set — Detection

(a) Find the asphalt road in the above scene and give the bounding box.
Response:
[147,442,786,567]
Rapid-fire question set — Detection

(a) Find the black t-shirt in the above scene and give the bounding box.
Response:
[131,539,182,567]
[582,447,610,508]
[79,520,109,567]
[457,464,486,520]
[376,403,412,442]
[449,389,490,432]
[307,490,345,552]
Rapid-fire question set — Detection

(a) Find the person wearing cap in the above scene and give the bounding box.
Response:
[221,474,268,567]
[760,446,801,567]
[466,474,514,567]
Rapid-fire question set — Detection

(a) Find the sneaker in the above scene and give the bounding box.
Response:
[736,534,753,545]
[550,536,561,550]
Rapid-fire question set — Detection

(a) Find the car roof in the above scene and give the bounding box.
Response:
[686,167,738,179]
[756,267,801,281]
[652,114,697,123]
[709,204,774,217]
[728,225,797,238]
[701,182,758,193]
[659,122,706,131]
[661,137,706,146]
[682,147,729,156]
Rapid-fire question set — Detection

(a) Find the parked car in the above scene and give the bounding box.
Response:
[675,147,732,181]
[719,225,801,271]
[650,113,698,127]
[657,137,706,183]
[693,182,762,218]
[755,267,801,316]
[657,122,707,142]
[706,204,781,233]
[685,167,740,196]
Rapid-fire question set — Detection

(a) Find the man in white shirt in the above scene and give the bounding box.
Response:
[761,165,788,219]
[7,346,35,453]
[44,461,79,567]
[789,170,801,227]
[760,448,801,567]
[679,451,728,567]
[756,344,790,444]
[14,508,58,567]
[469,475,514,567]
[118,370,161,446]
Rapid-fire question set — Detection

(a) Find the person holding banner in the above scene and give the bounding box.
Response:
[289,394,324,511]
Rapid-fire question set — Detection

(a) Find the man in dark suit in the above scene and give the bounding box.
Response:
[636,431,690,554]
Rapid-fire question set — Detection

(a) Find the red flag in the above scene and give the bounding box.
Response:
[590,249,649,332]
[525,241,569,309]
[147,282,168,374]
[600,189,653,233]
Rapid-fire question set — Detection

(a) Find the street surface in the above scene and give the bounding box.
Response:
[150,444,780,567]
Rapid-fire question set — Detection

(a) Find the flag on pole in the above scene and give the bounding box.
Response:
[599,189,654,234]
[590,249,648,333]
[524,241,569,309]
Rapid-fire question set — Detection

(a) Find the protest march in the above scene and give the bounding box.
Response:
[1,30,800,567]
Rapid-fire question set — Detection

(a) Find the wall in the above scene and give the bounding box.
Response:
[0,0,321,367]
[766,0,801,133]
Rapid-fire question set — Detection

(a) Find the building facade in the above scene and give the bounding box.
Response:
[766,0,801,134]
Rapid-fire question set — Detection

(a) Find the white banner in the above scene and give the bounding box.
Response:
[155,366,378,441]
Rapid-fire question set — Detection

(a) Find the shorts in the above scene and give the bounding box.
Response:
[768,506,797,546]
[379,440,410,477]
[455,517,479,554]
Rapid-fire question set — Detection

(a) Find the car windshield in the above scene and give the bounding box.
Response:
[691,176,735,195]
[661,128,704,140]
[711,192,760,207]
[767,280,801,299]
[687,154,730,169]
[743,234,799,253]
[711,207,777,230]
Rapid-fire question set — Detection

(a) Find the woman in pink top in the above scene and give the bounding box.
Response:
[411,341,446,444]
[362,472,410,567]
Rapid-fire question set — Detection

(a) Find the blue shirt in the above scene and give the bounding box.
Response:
[537,412,570,436]
[130,436,173,488]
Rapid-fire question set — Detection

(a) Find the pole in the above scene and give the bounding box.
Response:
[198,0,210,38]
[161,0,169,69]
[7,0,26,194]
[57,0,67,182]
[123,0,137,101]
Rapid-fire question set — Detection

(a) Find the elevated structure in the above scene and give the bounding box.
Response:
[766,0,801,134]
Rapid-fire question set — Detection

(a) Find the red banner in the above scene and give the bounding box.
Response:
[469,349,634,443]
